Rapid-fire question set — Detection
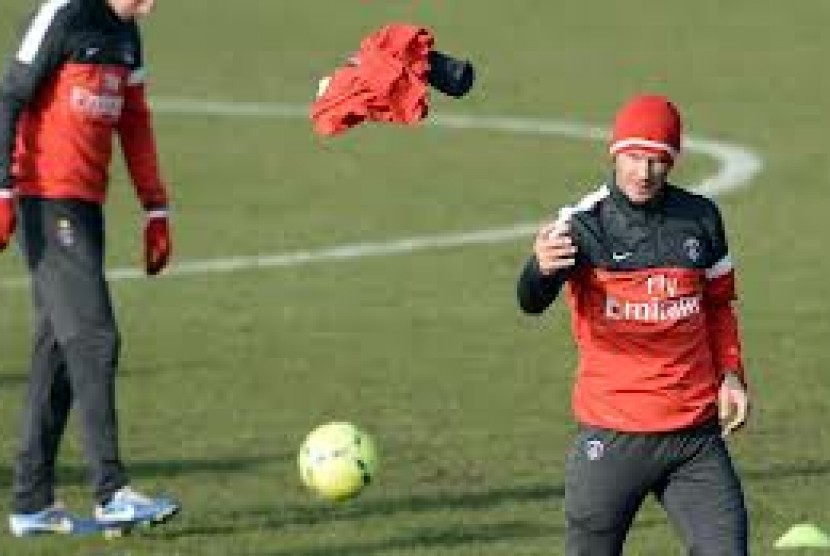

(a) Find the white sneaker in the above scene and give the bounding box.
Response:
[9,502,75,537]
[94,486,179,527]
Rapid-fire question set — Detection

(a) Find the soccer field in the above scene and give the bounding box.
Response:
[1,1,829,554]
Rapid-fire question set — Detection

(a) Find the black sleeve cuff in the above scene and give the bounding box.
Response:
[516,255,570,314]
[427,50,475,98]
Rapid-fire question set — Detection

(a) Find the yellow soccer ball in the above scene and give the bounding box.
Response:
[298,421,378,501]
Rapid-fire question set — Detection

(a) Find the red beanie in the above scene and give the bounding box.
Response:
[609,95,682,161]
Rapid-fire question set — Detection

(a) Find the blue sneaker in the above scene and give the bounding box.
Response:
[94,486,179,529]
[9,502,75,537]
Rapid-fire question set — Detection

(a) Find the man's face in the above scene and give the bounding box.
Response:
[107,0,156,20]
[614,149,673,204]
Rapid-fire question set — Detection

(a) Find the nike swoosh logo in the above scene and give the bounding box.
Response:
[612,251,633,262]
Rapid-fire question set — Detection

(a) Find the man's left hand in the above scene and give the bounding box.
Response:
[0,190,16,251]
[144,211,171,276]
[719,371,749,437]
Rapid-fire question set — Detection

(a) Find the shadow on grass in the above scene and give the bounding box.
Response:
[162,482,566,540]
[160,458,830,542]
[168,514,664,556]
[0,363,171,395]
[259,521,560,556]
[0,372,27,387]
[742,460,830,482]
[0,454,284,488]
[257,520,674,556]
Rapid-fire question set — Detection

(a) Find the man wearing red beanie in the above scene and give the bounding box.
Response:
[517,94,749,555]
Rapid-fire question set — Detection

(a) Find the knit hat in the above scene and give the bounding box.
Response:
[609,95,682,161]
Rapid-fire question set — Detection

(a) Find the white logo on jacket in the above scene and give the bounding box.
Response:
[70,86,123,119]
[103,73,122,93]
[605,273,702,322]
[605,295,701,322]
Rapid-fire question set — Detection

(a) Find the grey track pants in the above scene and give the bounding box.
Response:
[565,420,748,556]
[12,197,127,513]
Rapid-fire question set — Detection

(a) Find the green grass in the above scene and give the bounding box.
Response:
[1,0,829,554]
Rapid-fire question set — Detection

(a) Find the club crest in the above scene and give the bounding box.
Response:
[585,439,604,461]
[683,237,701,263]
[56,218,74,247]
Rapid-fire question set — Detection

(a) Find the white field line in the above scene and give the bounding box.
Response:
[0,99,763,288]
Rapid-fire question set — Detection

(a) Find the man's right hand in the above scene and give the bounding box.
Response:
[534,220,577,275]
[0,190,15,251]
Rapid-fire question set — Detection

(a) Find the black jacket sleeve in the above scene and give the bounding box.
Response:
[516,255,571,314]
[0,82,24,190]
[0,3,72,189]
[699,198,729,264]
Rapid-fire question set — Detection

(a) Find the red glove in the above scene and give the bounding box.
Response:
[144,211,171,275]
[0,190,15,251]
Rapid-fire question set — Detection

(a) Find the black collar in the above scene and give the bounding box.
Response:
[96,0,131,27]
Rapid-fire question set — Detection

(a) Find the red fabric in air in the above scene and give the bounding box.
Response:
[310,24,433,136]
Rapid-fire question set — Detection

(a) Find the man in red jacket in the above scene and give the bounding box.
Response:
[0,0,178,536]
[517,94,750,555]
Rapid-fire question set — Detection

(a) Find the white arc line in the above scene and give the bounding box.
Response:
[0,98,763,288]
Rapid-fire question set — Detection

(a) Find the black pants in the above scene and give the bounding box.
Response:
[12,197,127,513]
[565,420,748,556]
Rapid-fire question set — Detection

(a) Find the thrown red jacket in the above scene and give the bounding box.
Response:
[310,23,433,137]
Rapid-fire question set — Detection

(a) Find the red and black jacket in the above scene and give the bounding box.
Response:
[0,0,167,209]
[517,179,744,433]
